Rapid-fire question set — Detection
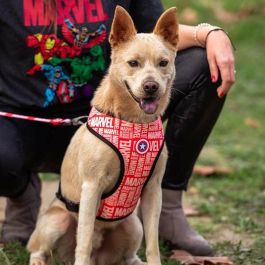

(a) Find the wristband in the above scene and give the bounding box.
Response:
[205,28,236,51]
[194,23,221,47]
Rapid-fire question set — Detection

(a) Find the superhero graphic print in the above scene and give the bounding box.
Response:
[24,0,107,107]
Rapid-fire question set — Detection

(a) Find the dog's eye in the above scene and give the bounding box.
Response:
[159,60,169,67]
[128,60,139,67]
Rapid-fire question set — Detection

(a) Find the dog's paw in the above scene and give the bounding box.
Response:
[132,262,147,265]
[29,258,47,265]
[126,257,147,265]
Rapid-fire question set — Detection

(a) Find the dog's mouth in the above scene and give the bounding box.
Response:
[139,97,160,114]
[125,81,160,114]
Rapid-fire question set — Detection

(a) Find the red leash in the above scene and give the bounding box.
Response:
[0,111,88,126]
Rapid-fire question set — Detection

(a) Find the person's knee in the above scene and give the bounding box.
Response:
[177,47,222,94]
[189,47,209,72]
[0,118,30,197]
[0,149,28,197]
[178,47,210,82]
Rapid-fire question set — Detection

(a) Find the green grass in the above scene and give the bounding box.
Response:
[0,242,29,265]
[214,237,265,265]
[1,1,265,264]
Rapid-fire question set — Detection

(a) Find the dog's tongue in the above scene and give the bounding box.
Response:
[140,98,159,114]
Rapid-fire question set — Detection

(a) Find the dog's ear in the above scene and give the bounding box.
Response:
[153,7,179,49]
[109,6,137,47]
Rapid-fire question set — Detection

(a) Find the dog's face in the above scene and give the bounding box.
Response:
[109,6,179,115]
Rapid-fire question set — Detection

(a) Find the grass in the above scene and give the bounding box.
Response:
[0,242,29,265]
[1,1,265,264]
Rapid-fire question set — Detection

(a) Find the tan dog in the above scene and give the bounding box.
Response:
[27,6,178,265]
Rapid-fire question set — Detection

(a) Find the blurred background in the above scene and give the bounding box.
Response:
[161,0,265,264]
[0,1,264,265]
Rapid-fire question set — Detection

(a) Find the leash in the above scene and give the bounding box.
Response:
[0,111,88,126]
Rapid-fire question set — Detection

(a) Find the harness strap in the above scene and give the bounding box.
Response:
[56,183,80,212]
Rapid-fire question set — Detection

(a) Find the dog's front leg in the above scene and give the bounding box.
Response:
[140,150,167,265]
[141,175,162,265]
[74,181,101,265]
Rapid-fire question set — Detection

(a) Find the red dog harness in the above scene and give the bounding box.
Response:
[57,107,164,221]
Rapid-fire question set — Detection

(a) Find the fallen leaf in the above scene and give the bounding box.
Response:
[169,250,196,264]
[195,257,234,265]
[193,165,232,176]
[244,118,261,128]
[187,186,199,195]
[170,250,234,265]
[183,205,199,217]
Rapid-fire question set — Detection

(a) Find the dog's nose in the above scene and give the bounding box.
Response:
[143,81,159,94]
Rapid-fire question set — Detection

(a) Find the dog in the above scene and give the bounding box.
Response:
[27,6,178,265]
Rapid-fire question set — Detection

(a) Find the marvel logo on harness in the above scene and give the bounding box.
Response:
[135,139,149,154]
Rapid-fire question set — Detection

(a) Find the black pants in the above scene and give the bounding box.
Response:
[162,47,224,190]
[0,47,225,197]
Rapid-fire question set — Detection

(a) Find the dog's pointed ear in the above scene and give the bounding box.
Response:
[109,6,137,47]
[153,7,179,49]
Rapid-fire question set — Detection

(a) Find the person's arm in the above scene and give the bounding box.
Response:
[178,25,197,50]
[178,24,234,51]
[178,24,235,98]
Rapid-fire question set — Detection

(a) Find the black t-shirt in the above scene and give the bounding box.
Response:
[0,0,163,117]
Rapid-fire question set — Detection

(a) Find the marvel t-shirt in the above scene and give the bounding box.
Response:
[0,0,163,116]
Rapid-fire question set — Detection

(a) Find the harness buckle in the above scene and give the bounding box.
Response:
[70,116,88,126]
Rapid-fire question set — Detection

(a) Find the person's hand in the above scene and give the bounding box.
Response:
[206,30,235,98]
